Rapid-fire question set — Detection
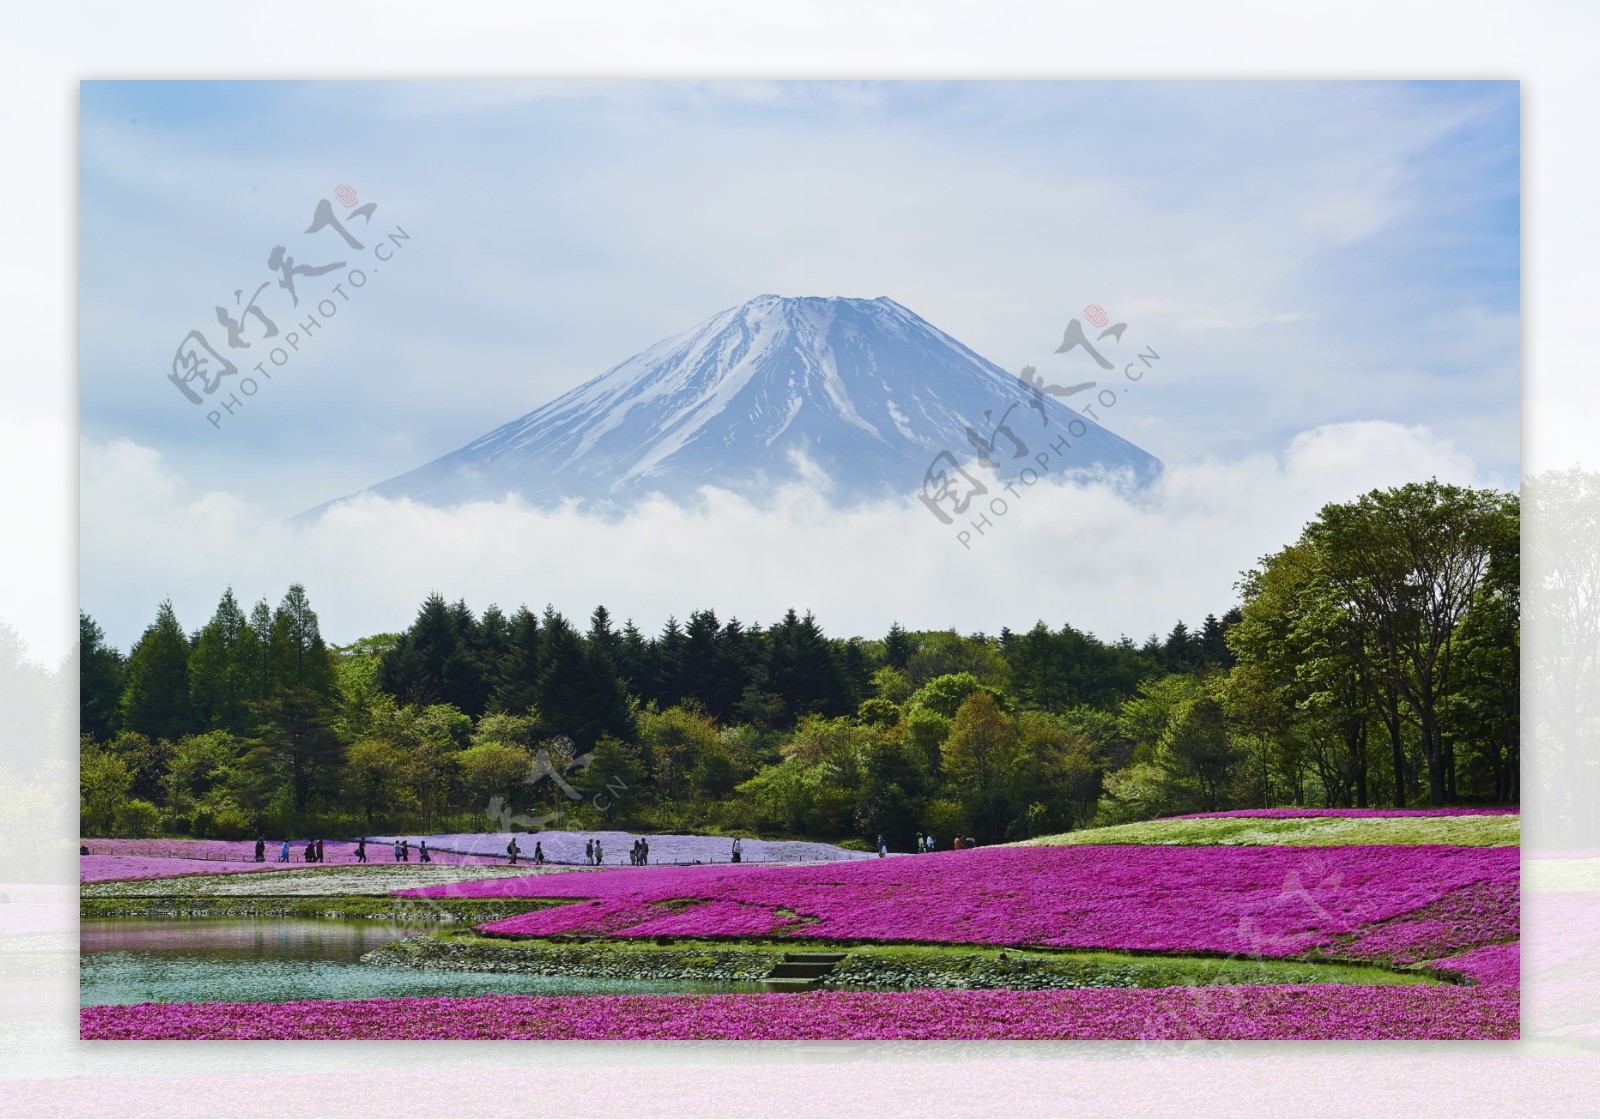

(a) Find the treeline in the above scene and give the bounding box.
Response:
[79,479,1519,846]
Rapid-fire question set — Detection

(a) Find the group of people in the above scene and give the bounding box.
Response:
[247,831,967,867]
[256,837,327,863]
[504,838,546,865]
[388,838,430,862]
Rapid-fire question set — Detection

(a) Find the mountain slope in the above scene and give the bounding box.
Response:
[329,294,1161,511]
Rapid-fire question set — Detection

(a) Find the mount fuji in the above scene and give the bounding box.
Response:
[322,294,1161,512]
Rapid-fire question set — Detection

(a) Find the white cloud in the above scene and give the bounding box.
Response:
[81,420,1485,653]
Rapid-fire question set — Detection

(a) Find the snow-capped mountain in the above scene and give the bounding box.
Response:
[326,294,1161,511]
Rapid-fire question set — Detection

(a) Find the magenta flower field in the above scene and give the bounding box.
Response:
[403,844,1516,960]
[83,821,1520,1040]
[79,980,1518,1041]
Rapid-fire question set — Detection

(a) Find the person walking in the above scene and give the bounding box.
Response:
[419,839,431,863]
[533,841,544,866]
[356,837,367,863]
[731,837,743,864]
[877,834,888,858]
[315,838,325,863]
[280,839,290,862]
[393,839,402,862]
[585,839,594,866]
[401,839,410,863]
[640,837,650,865]
[594,839,604,865]
[254,837,265,863]
[507,837,520,866]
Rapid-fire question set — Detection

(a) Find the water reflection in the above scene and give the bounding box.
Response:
[80,917,761,1007]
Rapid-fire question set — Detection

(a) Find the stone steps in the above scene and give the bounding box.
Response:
[761,951,848,989]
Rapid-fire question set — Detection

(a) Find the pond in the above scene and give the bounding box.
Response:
[80,917,762,1007]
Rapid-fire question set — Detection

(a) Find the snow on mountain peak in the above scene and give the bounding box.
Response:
[322,294,1161,512]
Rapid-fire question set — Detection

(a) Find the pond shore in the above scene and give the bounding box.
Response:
[360,932,1446,991]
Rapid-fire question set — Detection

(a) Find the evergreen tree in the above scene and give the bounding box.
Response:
[119,600,192,742]
[615,619,649,696]
[189,588,256,735]
[268,584,335,697]
[536,608,632,747]
[244,599,274,700]
[477,603,512,706]
[379,593,454,707]
[79,611,124,742]
[587,605,620,664]
[884,621,913,670]
[651,617,687,709]
[491,606,541,714]
[252,686,341,815]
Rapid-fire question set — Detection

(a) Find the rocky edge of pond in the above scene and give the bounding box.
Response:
[358,935,1411,991]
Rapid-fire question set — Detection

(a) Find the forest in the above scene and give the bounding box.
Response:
[78,480,1520,847]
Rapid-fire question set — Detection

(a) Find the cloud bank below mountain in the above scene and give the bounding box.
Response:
[81,420,1484,654]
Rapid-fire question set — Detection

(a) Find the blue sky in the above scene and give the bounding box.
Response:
[79,80,1519,650]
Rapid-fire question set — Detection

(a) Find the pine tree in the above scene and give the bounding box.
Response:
[189,588,256,735]
[651,617,687,708]
[244,599,273,700]
[119,600,192,742]
[615,619,648,697]
[268,584,335,697]
[491,606,541,714]
[587,605,620,664]
[79,611,125,742]
[884,621,912,670]
[378,593,454,707]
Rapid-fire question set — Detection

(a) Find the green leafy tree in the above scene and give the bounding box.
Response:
[1154,695,1240,812]
[1306,481,1517,804]
[942,692,1018,841]
[105,730,172,804]
[79,736,131,835]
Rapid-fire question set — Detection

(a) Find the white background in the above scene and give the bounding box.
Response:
[2,2,1597,1116]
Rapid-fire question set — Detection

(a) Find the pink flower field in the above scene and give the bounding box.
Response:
[79,981,1518,1041]
[82,822,1520,1040]
[401,844,1517,960]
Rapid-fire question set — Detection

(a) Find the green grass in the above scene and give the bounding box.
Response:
[404,931,1441,988]
[1016,813,1519,848]
[79,895,552,922]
